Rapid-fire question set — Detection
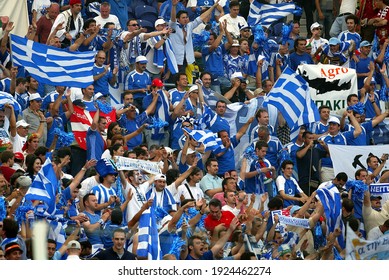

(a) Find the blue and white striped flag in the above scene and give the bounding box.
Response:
[183,127,224,152]
[87,2,101,16]
[10,34,95,88]
[25,158,59,216]
[0,91,22,113]
[263,66,319,141]
[248,2,297,28]
[137,206,162,260]
[316,183,345,248]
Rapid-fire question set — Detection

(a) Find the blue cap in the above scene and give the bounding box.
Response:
[329,37,341,45]
[95,158,118,177]
[360,40,372,47]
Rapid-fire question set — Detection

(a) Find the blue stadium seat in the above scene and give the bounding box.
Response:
[135,5,158,23]
[138,19,154,32]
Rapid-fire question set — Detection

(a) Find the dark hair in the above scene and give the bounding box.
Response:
[107,122,120,140]
[83,18,96,30]
[302,130,313,138]
[229,0,239,8]
[342,198,354,212]
[187,167,202,183]
[174,72,187,86]
[355,168,368,179]
[200,71,212,80]
[34,146,49,157]
[166,169,180,185]
[255,140,268,151]
[240,251,256,260]
[347,94,358,103]
[318,105,330,112]
[176,10,188,19]
[221,177,234,192]
[26,155,43,177]
[109,143,123,157]
[1,150,14,164]
[83,193,96,205]
[56,147,71,159]
[294,37,307,51]
[268,196,283,210]
[281,159,294,169]
[345,14,359,25]
[208,198,222,209]
[335,172,348,182]
[3,218,19,238]
[205,158,218,170]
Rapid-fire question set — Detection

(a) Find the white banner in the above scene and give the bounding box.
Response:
[278,215,311,229]
[328,144,389,180]
[346,225,389,260]
[0,1,29,37]
[115,156,161,175]
[297,64,357,116]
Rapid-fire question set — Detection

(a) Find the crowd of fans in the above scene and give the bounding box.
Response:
[0,0,389,261]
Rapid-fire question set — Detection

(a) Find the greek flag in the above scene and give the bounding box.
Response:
[248,2,296,28]
[10,34,95,88]
[136,206,162,260]
[25,158,59,216]
[316,183,345,248]
[0,91,22,113]
[263,66,319,140]
[87,2,101,16]
[182,127,223,152]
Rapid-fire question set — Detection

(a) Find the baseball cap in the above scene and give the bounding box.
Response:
[5,242,23,256]
[231,39,240,47]
[188,85,198,94]
[14,152,25,161]
[93,92,104,101]
[16,119,30,128]
[186,148,197,155]
[151,78,164,87]
[67,240,81,250]
[290,205,301,216]
[231,72,244,80]
[328,116,340,125]
[155,18,166,28]
[363,76,376,84]
[29,93,42,102]
[154,174,166,181]
[135,55,148,64]
[370,195,382,201]
[329,37,341,45]
[69,0,82,5]
[310,22,322,31]
[360,40,372,47]
[239,24,250,31]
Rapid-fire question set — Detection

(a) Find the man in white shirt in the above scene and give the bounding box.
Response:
[218,1,248,38]
[94,2,121,30]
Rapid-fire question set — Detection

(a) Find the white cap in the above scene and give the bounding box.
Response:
[67,240,81,250]
[186,148,196,155]
[154,18,166,27]
[188,85,198,94]
[231,72,244,80]
[310,22,322,31]
[135,55,148,63]
[29,93,42,102]
[154,174,166,181]
[231,39,240,47]
[16,119,30,128]
[328,116,340,125]
[93,92,104,101]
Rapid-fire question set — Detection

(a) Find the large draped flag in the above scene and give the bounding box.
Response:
[316,183,345,248]
[248,2,297,28]
[136,206,162,260]
[10,34,95,88]
[25,158,59,216]
[262,66,320,140]
[346,224,389,260]
[0,91,22,114]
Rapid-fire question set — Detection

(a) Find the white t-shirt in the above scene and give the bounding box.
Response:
[175,181,204,201]
[11,133,27,153]
[94,15,121,30]
[218,14,247,38]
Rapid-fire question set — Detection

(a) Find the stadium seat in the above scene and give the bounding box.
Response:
[138,19,154,32]
[135,5,158,22]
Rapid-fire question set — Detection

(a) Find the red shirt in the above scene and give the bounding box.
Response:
[204,210,236,234]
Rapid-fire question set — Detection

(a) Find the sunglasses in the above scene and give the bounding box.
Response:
[182,124,192,127]
[129,24,139,27]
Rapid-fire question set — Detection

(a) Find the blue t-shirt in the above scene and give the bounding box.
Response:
[288,52,314,71]
[93,64,113,96]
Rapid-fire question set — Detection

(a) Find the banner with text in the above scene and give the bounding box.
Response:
[297,64,357,116]
[328,144,389,180]
[115,156,161,175]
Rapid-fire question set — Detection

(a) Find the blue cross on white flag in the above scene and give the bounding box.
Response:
[10,34,95,88]
[262,66,319,139]
[248,2,297,28]
[182,127,224,152]
[24,158,59,216]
